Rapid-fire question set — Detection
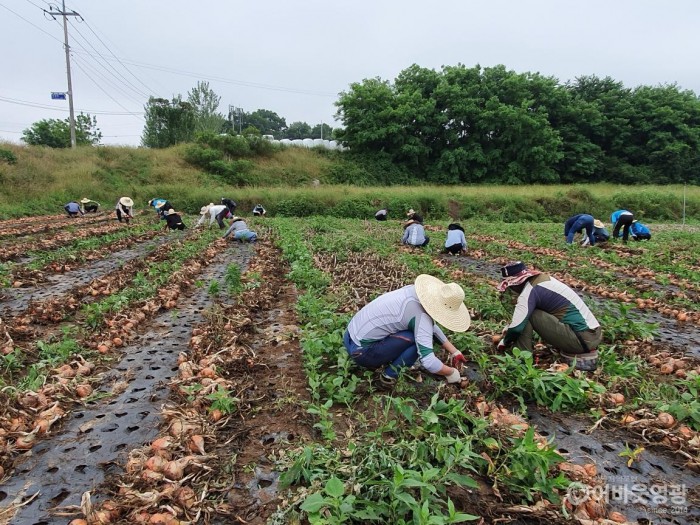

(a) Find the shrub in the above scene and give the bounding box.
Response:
[0,148,17,165]
[183,145,223,168]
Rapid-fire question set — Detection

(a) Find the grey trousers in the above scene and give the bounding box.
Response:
[516,310,602,354]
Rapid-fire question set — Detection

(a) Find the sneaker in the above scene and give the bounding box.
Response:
[379,373,397,386]
[561,350,598,372]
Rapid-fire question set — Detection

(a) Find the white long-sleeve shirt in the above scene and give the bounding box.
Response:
[347,285,448,373]
[195,205,227,227]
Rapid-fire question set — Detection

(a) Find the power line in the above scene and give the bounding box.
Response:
[68,18,150,99]
[0,130,23,134]
[71,61,145,121]
[0,1,63,44]
[70,50,338,97]
[71,47,147,107]
[0,95,143,115]
[80,19,158,96]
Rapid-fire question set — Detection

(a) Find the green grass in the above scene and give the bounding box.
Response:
[1,141,699,221]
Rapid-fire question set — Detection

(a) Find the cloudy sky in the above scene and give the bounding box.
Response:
[1,0,699,146]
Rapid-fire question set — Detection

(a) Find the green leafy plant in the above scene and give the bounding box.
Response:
[208,279,220,297]
[206,384,238,415]
[490,349,606,412]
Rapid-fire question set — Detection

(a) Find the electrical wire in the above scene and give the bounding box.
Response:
[68,18,150,100]
[0,1,63,44]
[70,51,338,97]
[0,95,144,116]
[80,19,158,96]
[71,61,145,121]
[71,54,146,109]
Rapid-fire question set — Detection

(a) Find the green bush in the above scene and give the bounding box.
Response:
[183,145,223,168]
[0,148,17,165]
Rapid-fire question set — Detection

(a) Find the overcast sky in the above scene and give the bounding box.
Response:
[2,0,699,146]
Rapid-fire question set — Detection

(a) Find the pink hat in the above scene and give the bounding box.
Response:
[497,261,541,292]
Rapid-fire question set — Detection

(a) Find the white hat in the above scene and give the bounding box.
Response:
[406,208,416,217]
[166,209,177,216]
[414,274,471,332]
[593,219,605,229]
[156,201,166,208]
[80,198,91,204]
[200,206,208,215]
[119,197,134,207]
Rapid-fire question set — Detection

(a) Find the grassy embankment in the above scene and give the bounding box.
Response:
[0,142,698,222]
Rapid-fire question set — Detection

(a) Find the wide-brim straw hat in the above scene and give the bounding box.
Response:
[166,209,177,216]
[406,208,416,217]
[156,201,166,208]
[119,197,134,207]
[593,219,604,229]
[497,261,541,292]
[199,206,209,215]
[414,274,471,332]
[80,198,91,204]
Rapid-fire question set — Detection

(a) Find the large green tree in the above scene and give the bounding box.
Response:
[335,64,700,184]
[285,121,312,140]
[187,81,226,134]
[240,109,287,137]
[22,113,102,148]
[141,96,196,148]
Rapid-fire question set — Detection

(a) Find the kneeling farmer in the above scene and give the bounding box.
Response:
[343,275,470,385]
[497,261,602,371]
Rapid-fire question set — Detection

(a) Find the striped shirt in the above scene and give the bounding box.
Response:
[504,274,600,345]
[347,285,448,373]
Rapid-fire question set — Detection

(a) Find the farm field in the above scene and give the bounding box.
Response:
[0,213,698,525]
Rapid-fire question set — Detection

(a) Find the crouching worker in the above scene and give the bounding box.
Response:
[444,223,467,255]
[64,201,83,218]
[164,209,186,231]
[497,261,602,371]
[343,274,470,386]
[80,198,100,213]
[630,220,651,241]
[223,216,257,243]
[402,219,429,247]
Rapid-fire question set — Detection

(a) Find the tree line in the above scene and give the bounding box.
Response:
[335,64,700,184]
[141,82,333,148]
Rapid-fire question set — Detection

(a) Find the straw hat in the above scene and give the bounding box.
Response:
[119,197,134,207]
[165,209,177,216]
[156,201,166,208]
[80,198,91,204]
[594,219,604,229]
[199,206,209,215]
[406,208,416,217]
[497,261,541,293]
[231,216,243,222]
[414,275,471,332]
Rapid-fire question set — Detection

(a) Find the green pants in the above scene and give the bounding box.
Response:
[516,309,602,354]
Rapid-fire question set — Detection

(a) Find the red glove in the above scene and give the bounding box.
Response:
[448,351,467,370]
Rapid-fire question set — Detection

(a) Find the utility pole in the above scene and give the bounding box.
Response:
[47,1,80,148]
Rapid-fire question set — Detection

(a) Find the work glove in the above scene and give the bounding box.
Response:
[447,351,467,370]
[446,368,461,384]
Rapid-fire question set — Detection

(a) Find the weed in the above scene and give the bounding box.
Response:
[489,349,606,412]
[224,264,242,294]
[208,279,220,297]
[619,443,645,467]
[206,384,238,415]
